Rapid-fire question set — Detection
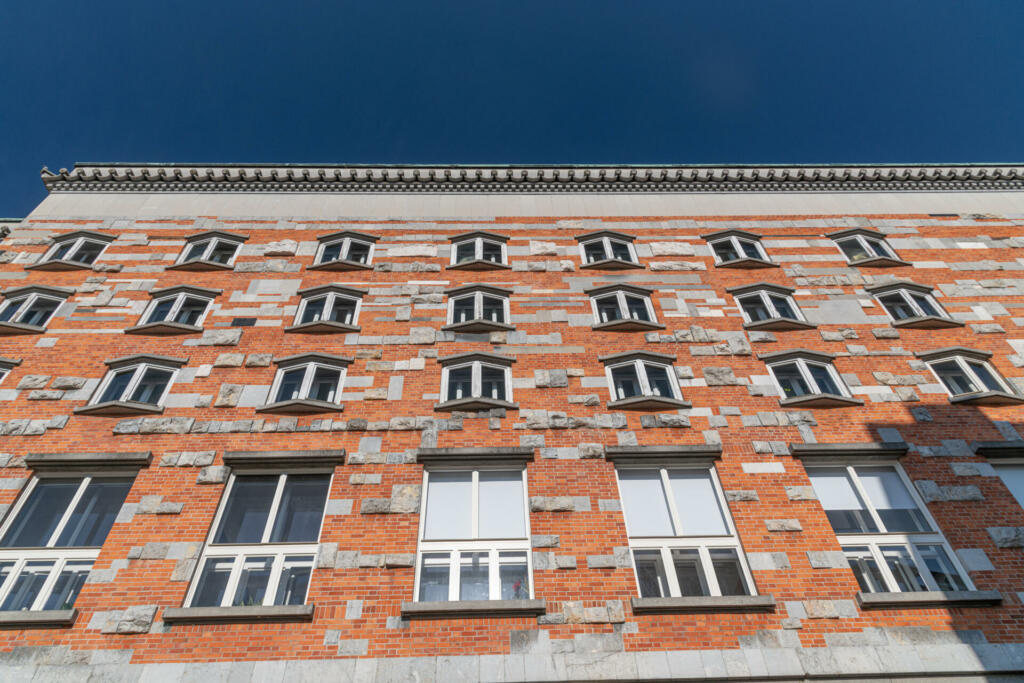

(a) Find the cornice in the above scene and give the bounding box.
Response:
[39,164,1024,194]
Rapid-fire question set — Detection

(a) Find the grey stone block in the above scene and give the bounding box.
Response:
[785,485,817,501]
[765,519,803,532]
[360,498,391,514]
[806,551,849,569]
[531,534,559,548]
[956,548,995,572]
[16,375,50,389]
[747,552,790,570]
[196,465,229,484]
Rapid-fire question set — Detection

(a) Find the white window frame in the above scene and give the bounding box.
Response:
[874,288,949,322]
[42,236,109,266]
[616,466,755,598]
[0,369,8,385]
[414,467,532,602]
[315,236,375,266]
[450,237,507,266]
[709,236,768,264]
[589,290,657,324]
[269,361,348,404]
[90,363,179,407]
[0,292,65,328]
[735,290,804,324]
[446,291,510,325]
[176,237,242,266]
[834,234,897,263]
[766,358,850,399]
[184,470,331,608]
[440,361,512,402]
[808,464,973,594]
[603,358,682,402]
[294,292,362,326]
[140,293,213,327]
[925,355,1013,398]
[578,236,638,265]
[0,475,132,611]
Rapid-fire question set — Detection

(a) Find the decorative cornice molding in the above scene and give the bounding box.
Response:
[39,164,1024,194]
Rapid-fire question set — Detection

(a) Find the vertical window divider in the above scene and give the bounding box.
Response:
[45,478,91,547]
[261,475,288,544]
[845,466,887,533]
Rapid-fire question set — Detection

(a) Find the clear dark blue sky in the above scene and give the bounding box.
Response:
[2,1,1022,216]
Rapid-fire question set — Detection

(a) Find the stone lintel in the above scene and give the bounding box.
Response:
[449,230,510,243]
[437,351,515,367]
[296,283,368,298]
[444,283,514,297]
[598,350,676,365]
[973,441,1024,458]
[790,442,909,461]
[223,449,345,468]
[606,396,691,411]
[915,346,993,362]
[778,394,864,408]
[578,258,644,271]
[161,604,314,624]
[104,353,189,369]
[147,284,223,299]
[725,281,794,296]
[74,401,165,417]
[605,444,722,464]
[757,348,836,363]
[256,399,344,415]
[124,322,203,336]
[25,451,152,469]
[434,398,518,413]
[316,230,379,243]
[584,283,655,298]
[183,229,249,243]
[630,595,775,614]
[2,284,76,299]
[416,447,534,466]
[272,352,353,367]
[574,230,637,243]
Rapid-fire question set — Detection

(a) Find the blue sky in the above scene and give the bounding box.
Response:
[1,1,1022,217]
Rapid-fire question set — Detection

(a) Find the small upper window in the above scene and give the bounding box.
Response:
[168,231,247,270]
[586,285,663,331]
[576,231,641,269]
[448,232,510,270]
[702,230,773,268]
[28,231,113,271]
[311,231,378,270]
[828,228,907,267]
[761,350,862,408]
[75,354,187,416]
[865,281,960,329]
[726,283,813,331]
[260,353,352,415]
[442,285,513,333]
[917,348,1023,405]
[0,357,19,386]
[126,286,219,335]
[0,286,72,334]
[436,352,515,412]
[286,285,366,334]
[599,351,688,410]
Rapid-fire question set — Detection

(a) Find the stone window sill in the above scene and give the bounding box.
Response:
[630,595,775,614]
[446,260,512,271]
[847,256,911,268]
[401,599,545,619]
[441,320,515,333]
[165,260,233,272]
[256,399,344,415]
[743,318,816,331]
[592,319,666,332]
[434,398,518,412]
[284,321,360,334]
[0,321,46,335]
[890,316,964,330]
[857,590,1002,609]
[124,322,203,336]
[949,391,1024,406]
[579,258,644,271]
[0,609,77,628]
[25,260,93,271]
[778,394,864,408]
[307,259,372,271]
[162,604,314,624]
[74,401,164,417]
[607,396,691,411]
[715,257,777,269]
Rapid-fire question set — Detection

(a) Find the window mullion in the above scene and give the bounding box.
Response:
[299,365,316,400]
[847,467,886,532]
[636,360,652,396]
[262,475,288,544]
[616,291,627,318]
[448,551,459,601]
[698,545,722,597]
[471,471,480,538]
[122,366,147,402]
[866,542,900,592]
[906,543,940,591]
[797,360,817,394]
[221,555,245,607]
[30,559,65,611]
[264,554,286,606]
[471,363,481,398]
[489,549,499,600]
[474,292,483,320]
[762,292,776,318]
[0,557,25,606]
[167,295,184,320]
[661,547,682,597]
[46,478,91,547]
[660,469,682,535]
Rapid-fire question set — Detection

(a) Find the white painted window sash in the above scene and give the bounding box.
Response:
[446,292,510,324]
[736,291,802,323]
[926,356,1010,397]
[578,238,638,264]
[177,237,241,265]
[440,362,511,401]
[0,552,98,611]
[603,360,680,401]
[711,236,767,263]
[45,237,109,264]
[450,238,507,265]
[295,292,361,326]
[836,234,895,262]
[269,362,347,403]
[767,359,848,398]
[90,364,179,406]
[1,293,64,324]
[144,294,212,326]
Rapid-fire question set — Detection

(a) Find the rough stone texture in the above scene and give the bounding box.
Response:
[765,519,803,532]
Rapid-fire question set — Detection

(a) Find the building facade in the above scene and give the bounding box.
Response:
[1,164,1024,680]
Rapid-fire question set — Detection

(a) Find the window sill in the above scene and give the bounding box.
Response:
[847,256,911,268]
[124,322,203,336]
[434,398,518,413]
[743,318,816,331]
[630,595,775,614]
[948,391,1024,406]
[714,258,778,269]
[165,260,233,272]
[0,609,77,628]
[162,604,315,624]
[307,259,373,272]
[400,599,545,619]
[592,319,666,332]
[256,399,344,415]
[284,321,360,334]
[25,260,93,271]
[442,320,515,333]
[778,394,864,408]
[579,258,644,271]
[446,260,512,271]
[74,401,165,417]
[857,590,1002,609]
[890,316,963,330]
[0,321,46,335]
[607,396,691,411]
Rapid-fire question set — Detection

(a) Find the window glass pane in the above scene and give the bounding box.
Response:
[214,476,278,544]
[481,241,503,263]
[995,465,1024,509]
[480,366,506,400]
[459,552,490,601]
[51,242,74,261]
[858,468,929,533]
[738,239,762,259]
[99,368,135,403]
[274,556,313,605]
[0,562,12,592]
[329,298,357,325]
[231,556,273,606]
[42,560,93,610]
[309,367,341,402]
[881,546,928,592]
[20,299,59,327]
[917,544,966,592]
[624,295,650,321]
[865,238,892,258]
[129,367,173,404]
[838,238,869,261]
[0,561,54,611]
[345,241,370,264]
[967,361,1004,392]
[879,293,915,320]
[611,364,642,399]
[768,295,797,320]
[320,241,342,263]
[668,471,727,536]
[0,298,25,322]
[478,471,525,539]
[910,293,939,317]
[446,366,472,401]
[807,363,840,395]
[191,557,234,607]
[618,470,673,536]
[174,298,208,325]
[583,241,606,263]
[208,241,238,264]
[418,553,450,602]
[423,472,472,540]
[73,241,104,264]
[269,474,330,543]
[772,363,810,398]
[843,546,887,593]
[300,297,327,323]
[182,240,209,262]
[451,296,475,323]
[55,478,133,547]
[643,363,675,398]
[672,549,709,596]
[143,299,173,325]
[481,296,505,323]
[499,552,529,600]
[712,240,738,262]
[633,550,669,598]
[739,295,770,322]
[933,360,978,395]
[609,240,633,262]
[807,469,878,534]
[1,480,80,547]
[710,548,749,596]
[454,241,475,263]
[275,368,305,402]
[595,296,622,322]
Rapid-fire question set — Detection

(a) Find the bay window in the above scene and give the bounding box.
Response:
[727,283,813,330]
[448,232,510,270]
[127,285,218,335]
[29,231,113,270]
[261,353,351,414]
[577,231,640,269]
[761,350,862,407]
[76,355,186,415]
[828,228,907,267]
[918,348,1023,405]
[436,352,516,411]
[286,285,365,333]
[600,351,688,409]
[443,285,513,332]
[703,229,773,268]
[586,285,663,331]
[866,282,959,328]
[0,286,70,333]
[169,231,247,270]
[313,231,377,269]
